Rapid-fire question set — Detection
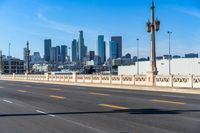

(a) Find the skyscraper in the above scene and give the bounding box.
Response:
[44,39,52,62]
[61,45,67,64]
[56,46,61,55]
[97,35,106,64]
[111,36,122,58]
[89,51,95,61]
[56,46,61,62]
[50,47,57,63]
[71,39,78,62]
[109,41,117,59]
[78,31,85,62]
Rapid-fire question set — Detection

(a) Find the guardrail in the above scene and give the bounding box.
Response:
[0,73,199,88]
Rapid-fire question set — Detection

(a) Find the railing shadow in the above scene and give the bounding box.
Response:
[0,108,199,117]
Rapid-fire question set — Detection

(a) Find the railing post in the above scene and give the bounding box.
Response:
[83,75,85,83]
[133,75,136,85]
[68,75,70,82]
[45,73,49,81]
[109,75,112,84]
[12,73,15,79]
[171,75,174,87]
[25,73,28,80]
[72,72,77,83]
[100,75,102,84]
[191,75,194,88]
[120,75,123,85]
[91,75,93,83]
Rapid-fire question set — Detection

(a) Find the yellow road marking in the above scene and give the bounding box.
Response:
[152,99,186,105]
[7,83,14,85]
[49,95,66,100]
[24,85,32,87]
[89,92,110,96]
[98,104,129,110]
[49,88,62,91]
[17,90,27,93]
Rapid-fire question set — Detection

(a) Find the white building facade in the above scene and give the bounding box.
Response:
[118,58,200,75]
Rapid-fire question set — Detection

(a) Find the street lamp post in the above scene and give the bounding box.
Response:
[136,38,139,75]
[0,50,2,74]
[146,0,160,85]
[68,47,71,62]
[167,31,172,75]
[26,41,30,74]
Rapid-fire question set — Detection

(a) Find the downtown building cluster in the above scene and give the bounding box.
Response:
[0,30,199,74]
[43,30,125,67]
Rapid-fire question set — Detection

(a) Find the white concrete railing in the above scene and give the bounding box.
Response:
[0,73,199,88]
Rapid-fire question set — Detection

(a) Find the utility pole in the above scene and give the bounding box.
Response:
[68,47,71,62]
[8,43,11,74]
[0,50,3,74]
[136,38,139,75]
[9,43,11,57]
[167,31,172,75]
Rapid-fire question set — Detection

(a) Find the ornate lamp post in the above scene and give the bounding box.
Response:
[146,0,160,85]
[26,41,30,74]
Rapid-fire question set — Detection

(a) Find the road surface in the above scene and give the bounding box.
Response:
[0,80,199,133]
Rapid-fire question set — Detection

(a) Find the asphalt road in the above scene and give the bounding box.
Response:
[0,80,200,133]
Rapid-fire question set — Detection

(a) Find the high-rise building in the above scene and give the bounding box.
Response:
[78,31,85,62]
[84,45,88,57]
[56,46,61,55]
[50,47,57,63]
[109,41,118,59]
[97,35,106,64]
[61,45,67,64]
[44,39,52,62]
[89,51,95,61]
[111,36,122,58]
[30,52,42,64]
[56,46,61,62]
[71,40,78,62]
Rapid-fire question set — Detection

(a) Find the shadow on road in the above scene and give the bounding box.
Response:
[0,109,199,117]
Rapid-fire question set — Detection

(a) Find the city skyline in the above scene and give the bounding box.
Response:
[0,0,200,59]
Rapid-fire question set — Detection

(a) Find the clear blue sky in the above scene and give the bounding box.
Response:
[0,0,200,59]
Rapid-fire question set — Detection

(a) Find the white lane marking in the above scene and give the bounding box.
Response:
[36,110,55,117]
[55,116,106,133]
[162,95,185,98]
[104,90,125,93]
[3,100,13,104]
[36,110,46,114]
[0,87,4,89]
[49,114,56,117]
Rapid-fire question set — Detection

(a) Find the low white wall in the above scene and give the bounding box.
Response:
[0,73,199,89]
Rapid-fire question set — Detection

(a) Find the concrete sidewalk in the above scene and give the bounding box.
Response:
[1,79,200,95]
